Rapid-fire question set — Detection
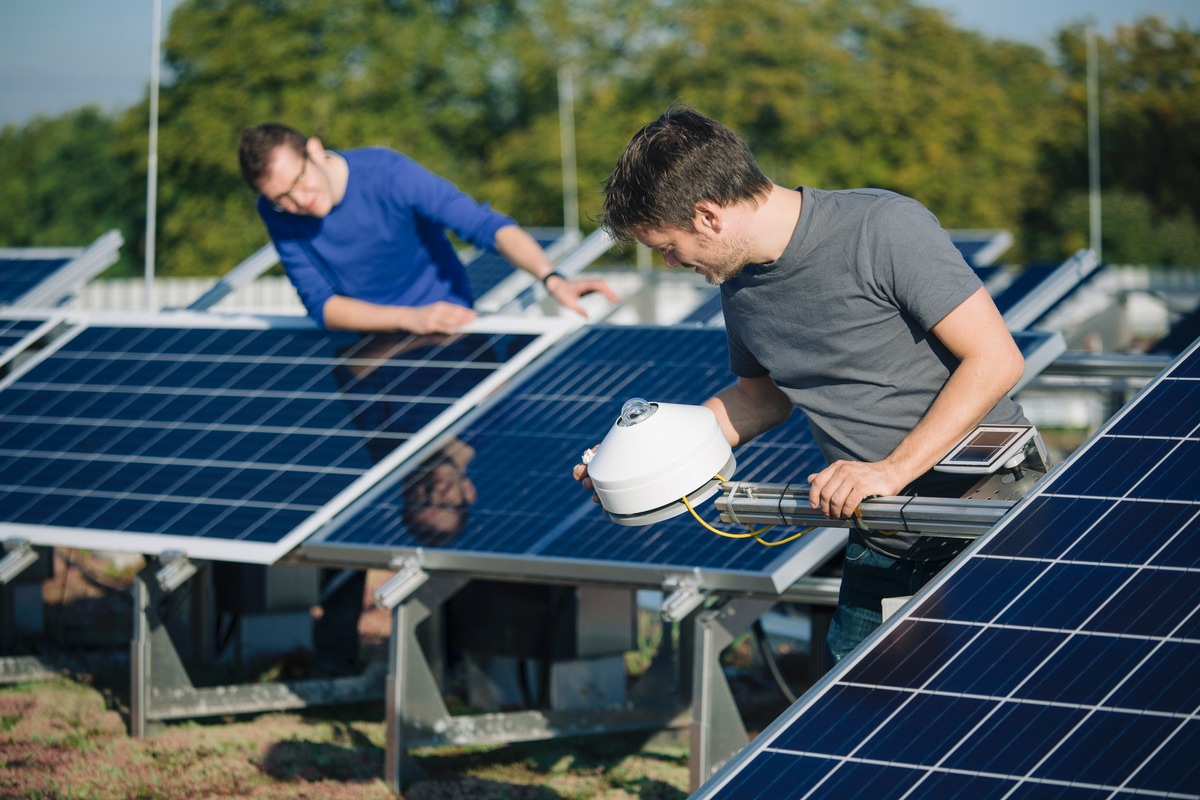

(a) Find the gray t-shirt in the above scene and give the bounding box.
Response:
[723,187,1028,559]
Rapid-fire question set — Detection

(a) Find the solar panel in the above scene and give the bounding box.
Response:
[466,228,568,303]
[948,229,1013,269]
[1152,305,1200,356]
[0,255,72,306]
[0,230,123,309]
[0,313,60,370]
[692,338,1200,798]
[305,325,846,594]
[0,312,573,564]
[994,250,1101,332]
[187,243,280,311]
[680,290,724,326]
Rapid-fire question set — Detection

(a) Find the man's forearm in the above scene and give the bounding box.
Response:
[493,225,556,281]
[322,295,415,332]
[882,351,1023,486]
[703,377,793,447]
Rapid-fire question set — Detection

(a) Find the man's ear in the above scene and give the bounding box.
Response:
[694,201,723,234]
[305,136,326,161]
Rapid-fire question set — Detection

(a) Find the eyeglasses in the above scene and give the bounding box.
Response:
[268,153,309,212]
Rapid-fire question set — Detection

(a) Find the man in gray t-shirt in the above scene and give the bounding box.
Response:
[579,105,1028,663]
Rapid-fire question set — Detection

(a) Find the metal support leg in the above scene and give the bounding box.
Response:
[130,571,149,737]
[130,562,385,736]
[385,575,467,793]
[689,595,776,791]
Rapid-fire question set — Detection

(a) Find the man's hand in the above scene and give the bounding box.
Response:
[572,445,603,504]
[406,301,477,334]
[807,459,906,519]
[546,275,621,318]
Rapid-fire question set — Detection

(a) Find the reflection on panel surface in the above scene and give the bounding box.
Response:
[310,325,840,591]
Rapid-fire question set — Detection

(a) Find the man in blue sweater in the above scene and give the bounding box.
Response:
[236,124,617,673]
[238,123,618,333]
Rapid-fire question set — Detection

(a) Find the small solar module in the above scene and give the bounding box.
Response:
[0,312,573,564]
[692,339,1200,799]
[305,325,846,594]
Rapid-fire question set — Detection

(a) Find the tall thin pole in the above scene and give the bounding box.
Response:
[558,66,579,236]
[1086,27,1102,262]
[145,0,162,309]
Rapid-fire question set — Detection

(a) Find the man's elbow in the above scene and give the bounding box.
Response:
[1001,348,1025,395]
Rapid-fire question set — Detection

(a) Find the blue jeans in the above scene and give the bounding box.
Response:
[826,528,958,664]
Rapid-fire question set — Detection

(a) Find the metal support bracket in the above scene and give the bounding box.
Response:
[374,556,430,610]
[717,484,1014,538]
[128,564,385,738]
[0,539,38,585]
[689,595,778,791]
[384,574,691,794]
[660,572,707,623]
[154,550,199,594]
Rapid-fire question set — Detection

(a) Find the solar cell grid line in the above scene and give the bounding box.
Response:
[305,324,846,595]
[0,312,62,370]
[691,337,1200,800]
[0,311,576,565]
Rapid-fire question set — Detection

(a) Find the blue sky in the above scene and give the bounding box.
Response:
[1,0,1197,128]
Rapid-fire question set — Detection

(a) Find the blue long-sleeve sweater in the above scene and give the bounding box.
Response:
[258,147,516,327]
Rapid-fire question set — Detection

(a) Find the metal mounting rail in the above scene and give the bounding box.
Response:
[716,482,1014,539]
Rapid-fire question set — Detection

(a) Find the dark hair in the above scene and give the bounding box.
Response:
[401,449,471,546]
[601,104,772,242]
[237,123,307,190]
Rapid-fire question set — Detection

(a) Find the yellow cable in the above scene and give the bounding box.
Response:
[752,528,814,546]
[681,493,758,538]
[682,479,816,545]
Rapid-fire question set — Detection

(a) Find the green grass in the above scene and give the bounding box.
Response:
[0,677,693,800]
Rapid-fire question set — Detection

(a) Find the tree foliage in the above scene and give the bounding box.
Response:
[0,0,1196,276]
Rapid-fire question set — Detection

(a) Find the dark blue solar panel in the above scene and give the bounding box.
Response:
[949,231,1012,269]
[991,262,1057,317]
[314,325,830,579]
[693,340,1200,799]
[680,290,724,325]
[0,256,72,306]
[465,231,564,301]
[0,317,44,357]
[0,318,557,563]
[1151,305,1200,356]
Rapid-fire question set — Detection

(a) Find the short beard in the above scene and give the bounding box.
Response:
[698,234,754,286]
[703,262,748,286]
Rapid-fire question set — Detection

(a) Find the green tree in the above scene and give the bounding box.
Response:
[591,0,1062,256]
[1030,17,1200,264]
[0,108,141,274]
